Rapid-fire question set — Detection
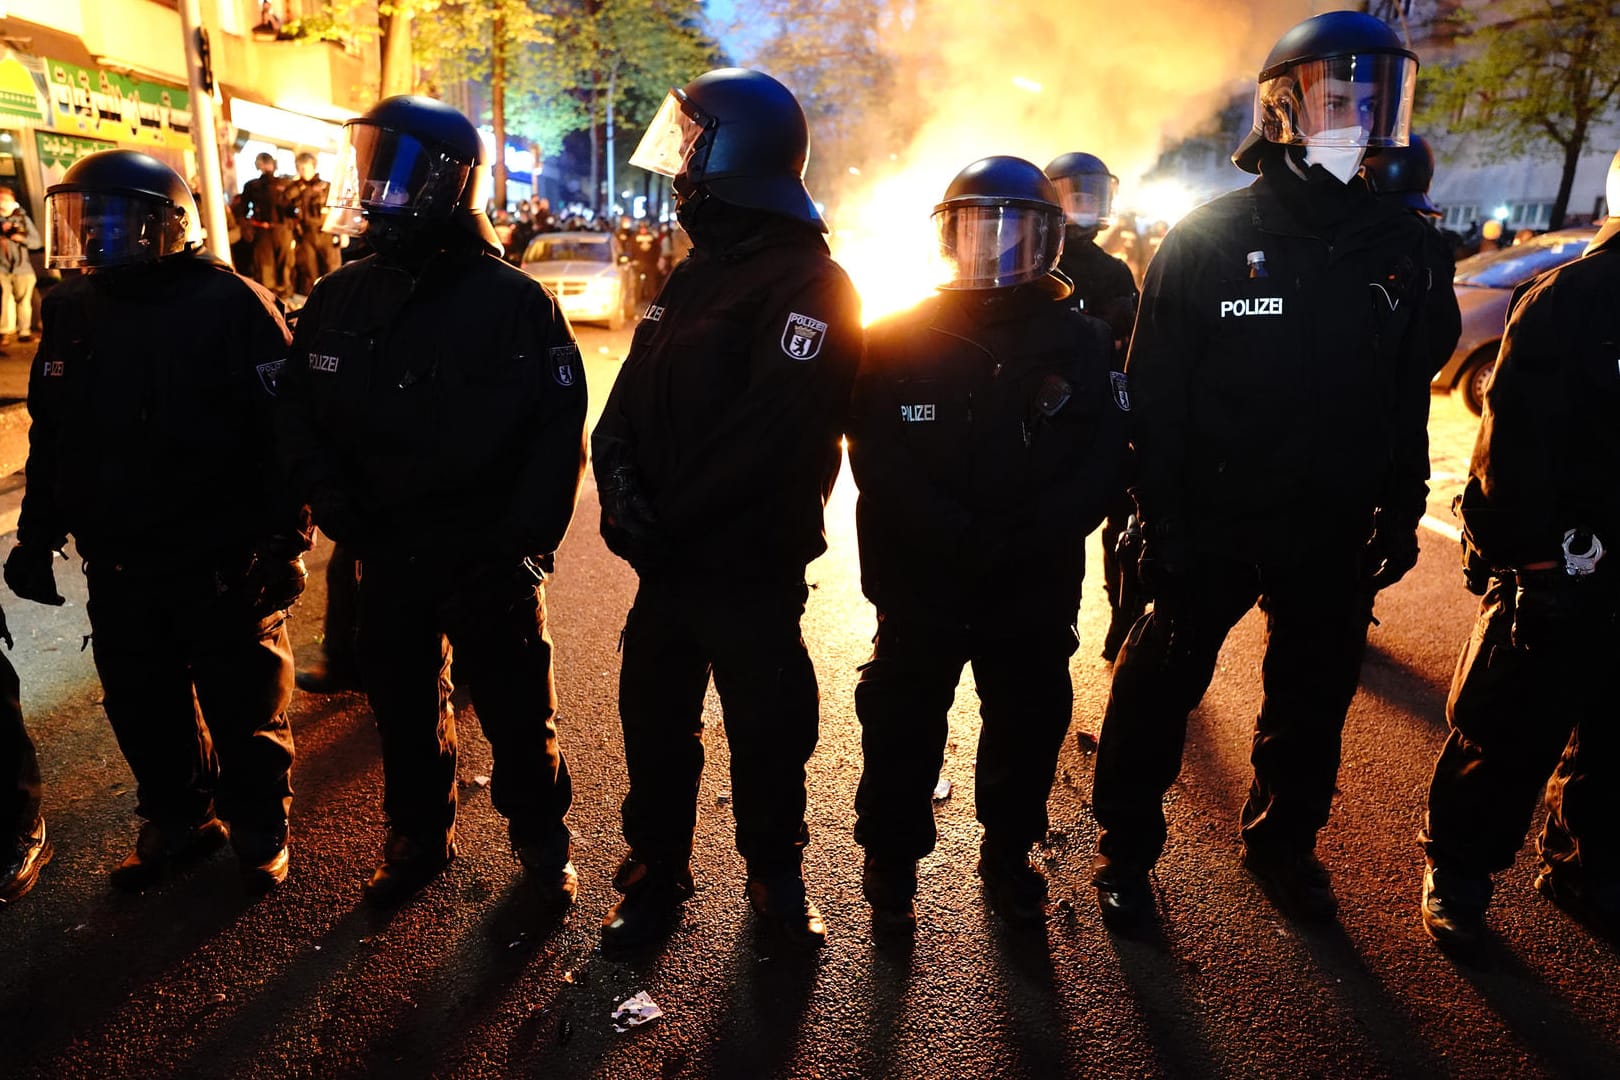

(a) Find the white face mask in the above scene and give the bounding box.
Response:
[1303,126,1367,184]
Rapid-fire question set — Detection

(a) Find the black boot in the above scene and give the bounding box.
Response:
[109,817,228,891]
[363,831,455,906]
[1534,864,1620,936]
[1420,864,1490,953]
[746,872,827,950]
[1242,845,1338,922]
[1093,858,1154,930]
[861,854,919,936]
[512,825,579,907]
[232,823,291,894]
[0,817,53,904]
[977,841,1048,925]
[600,856,695,951]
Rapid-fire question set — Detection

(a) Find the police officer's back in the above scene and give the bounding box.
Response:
[849,156,1129,932]
[5,149,310,894]
[1089,12,1445,930]
[1417,149,1620,952]
[277,96,587,911]
[592,68,861,952]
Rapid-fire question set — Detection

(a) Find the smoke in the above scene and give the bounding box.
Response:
[745,0,1322,319]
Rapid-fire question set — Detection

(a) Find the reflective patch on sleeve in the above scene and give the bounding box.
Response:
[1109,370,1131,412]
[256,359,286,397]
[781,312,828,361]
[550,344,582,387]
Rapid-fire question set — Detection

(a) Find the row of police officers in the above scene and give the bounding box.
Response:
[1,12,1614,958]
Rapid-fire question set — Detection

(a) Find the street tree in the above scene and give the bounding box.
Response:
[1417,0,1620,229]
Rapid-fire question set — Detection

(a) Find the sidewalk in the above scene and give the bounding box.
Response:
[0,337,36,534]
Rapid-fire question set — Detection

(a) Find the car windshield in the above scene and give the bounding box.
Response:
[1453,231,1595,288]
[524,236,611,263]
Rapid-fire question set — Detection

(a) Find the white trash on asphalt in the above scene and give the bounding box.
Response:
[612,991,663,1032]
[932,777,951,802]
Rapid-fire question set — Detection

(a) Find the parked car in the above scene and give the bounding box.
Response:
[519,232,639,330]
[1433,226,1598,415]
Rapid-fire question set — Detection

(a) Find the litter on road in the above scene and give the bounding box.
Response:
[612,991,663,1033]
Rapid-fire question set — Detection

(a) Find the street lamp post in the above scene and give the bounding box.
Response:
[179,0,233,264]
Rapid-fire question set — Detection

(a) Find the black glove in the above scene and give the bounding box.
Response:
[4,543,65,606]
[1137,519,1193,609]
[243,554,308,614]
[1510,568,1584,652]
[1461,541,1493,597]
[599,464,661,544]
[310,490,372,551]
[1365,516,1421,592]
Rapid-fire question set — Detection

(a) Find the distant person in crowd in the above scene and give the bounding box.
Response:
[285,152,339,295]
[0,186,40,345]
[241,152,292,299]
[7,149,308,895]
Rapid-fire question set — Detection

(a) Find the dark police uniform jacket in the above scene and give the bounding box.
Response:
[1057,230,1138,360]
[849,287,1130,632]
[19,255,303,562]
[241,173,290,228]
[284,176,332,237]
[592,221,861,578]
[276,248,587,564]
[1128,160,1440,559]
[1458,226,1620,573]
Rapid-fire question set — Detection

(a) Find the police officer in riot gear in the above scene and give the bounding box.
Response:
[1089,12,1443,928]
[6,149,310,893]
[594,67,861,950]
[277,96,588,909]
[1046,152,1143,662]
[1363,134,1463,377]
[850,157,1129,932]
[0,611,49,903]
[1418,149,1620,952]
[241,152,292,299]
[285,151,341,295]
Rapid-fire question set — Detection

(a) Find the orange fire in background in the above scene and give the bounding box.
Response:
[798,0,1316,325]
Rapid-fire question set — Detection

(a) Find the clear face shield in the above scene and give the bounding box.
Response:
[932,201,1063,290]
[326,121,473,231]
[1049,172,1118,229]
[628,90,710,179]
[45,190,191,269]
[1255,52,1417,150]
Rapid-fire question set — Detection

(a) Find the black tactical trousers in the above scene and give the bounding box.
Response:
[0,653,41,839]
[1093,545,1371,874]
[853,614,1077,861]
[87,563,295,832]
[321,541,359,672]
[1423,577,1620,886]
[293,230,341,295]
[356,557,571,850]
[617,574,817,877]
[251,225,292,298]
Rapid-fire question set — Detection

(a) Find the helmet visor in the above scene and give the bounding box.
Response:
[629,91,706,178]
[1049,172,1118,228]
[329,122,472,217]
[45,190,188,268]
[932,202,1063,290]
[1256,53,1417,147]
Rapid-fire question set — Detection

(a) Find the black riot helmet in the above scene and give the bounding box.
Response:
[1364,134,1438,215]
[932,156,1067,295]
[327,94,500,252]
[1044,152,1119,230]
[45,149,204,270]
[1232,11,1418,174]
[630,67,823,231]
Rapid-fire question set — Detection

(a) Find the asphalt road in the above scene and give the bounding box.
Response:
[2,325,1617,1080]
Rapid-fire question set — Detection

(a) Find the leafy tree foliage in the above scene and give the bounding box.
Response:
[1418,0,1620,228]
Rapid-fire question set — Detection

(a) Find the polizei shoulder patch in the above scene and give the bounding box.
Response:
[550,344,581,387]
[256,359,286,397]
[1110,370,1131,411]
[781,312,828,361]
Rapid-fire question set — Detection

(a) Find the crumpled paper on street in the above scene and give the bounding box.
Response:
[932,777,952,802]
[612,991,663,1032]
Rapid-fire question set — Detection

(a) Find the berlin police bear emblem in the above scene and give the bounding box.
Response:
[781,312,828,361]
[549,344,581,387]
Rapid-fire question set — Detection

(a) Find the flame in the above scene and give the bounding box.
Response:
[830,168,953,326]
